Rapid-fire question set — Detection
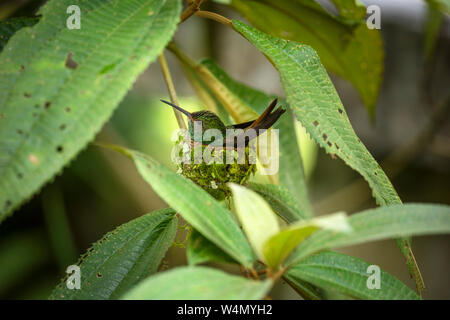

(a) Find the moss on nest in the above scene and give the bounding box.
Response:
[174,140,257,200]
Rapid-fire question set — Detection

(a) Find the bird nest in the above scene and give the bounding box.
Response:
[173,139,257,200]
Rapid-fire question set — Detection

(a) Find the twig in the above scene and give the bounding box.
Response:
[167,42,197,69]
[158,53,186,129]
[180,0,206,23]
[195,10,232,27]
[249,268,260,280]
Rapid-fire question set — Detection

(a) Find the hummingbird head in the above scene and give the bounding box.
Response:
[160,100,227,143]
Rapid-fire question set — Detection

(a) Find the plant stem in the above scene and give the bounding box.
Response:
[180,0,206,23]
[195,10,233,28]
[167,42,197,69]
[158,53,186,129]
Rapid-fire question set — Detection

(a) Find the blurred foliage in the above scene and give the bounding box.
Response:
[0,0,449,300]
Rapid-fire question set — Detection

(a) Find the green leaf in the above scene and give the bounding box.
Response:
[0,0,181,222]
[429,0,450,13]
[247,182,307,222]
[283,276,323,300]
[228,183,280,262]
[277,109,313,216]
[167,45,231,123]
[286,251,420,300]
[424,0,445,59]
[122,266,272,299]
[263,212,351,270]
[187,229,237,266]
[231,0,383,117]
[231,20,424,290]
[232,20,399,208]
[170,47,312,215]
[49,208,178,300]
[0,17,39,52]
[287,203,450,266]
[114,147,256,267]
[331,0,366,23]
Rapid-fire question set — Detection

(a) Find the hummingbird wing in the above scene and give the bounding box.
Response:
[223,99,286,147]
[250,106,285,131]
[249,98,278,129]
[227,120,254,130]
[226,98,279,130]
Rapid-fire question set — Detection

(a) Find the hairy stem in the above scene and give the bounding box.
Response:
[195,10,233,27]
[158,53,186,129]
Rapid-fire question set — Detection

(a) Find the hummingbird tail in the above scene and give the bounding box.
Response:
[252,107,286,131]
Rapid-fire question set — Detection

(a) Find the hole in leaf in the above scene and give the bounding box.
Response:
[65,52,78,70]
[322,133,328,141]
[338,108,343,114]
[56,145,64,153]
[44,102,51,109]
[313,120,319,127]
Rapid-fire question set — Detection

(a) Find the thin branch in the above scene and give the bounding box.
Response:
[167,42,197,69]
[158,53,186,129]
[180,0,206,23]
[195,10,232,27]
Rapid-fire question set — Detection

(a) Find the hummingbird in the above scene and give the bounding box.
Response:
[160,98,286,148]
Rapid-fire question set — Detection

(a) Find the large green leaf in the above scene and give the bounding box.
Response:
[277,109,313,216]
[287,203,450,266]
[0,17,39,52]
[231,20,423,291]
[187,229,237,266]
[263,212,351,270]
[122,266,272,299]
[231,0,384,117]
[0,0,181,222]
[231,22,397,207]
[247,182,307,222]
[286,251,420,300]
[170,47,312,216]
[229,183,280,261]
[111,147,255,267]
[49,208,178,300]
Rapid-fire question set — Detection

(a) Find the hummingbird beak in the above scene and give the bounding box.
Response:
[160,99,194,121]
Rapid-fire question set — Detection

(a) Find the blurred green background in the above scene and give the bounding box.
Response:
[0,0,449,299]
